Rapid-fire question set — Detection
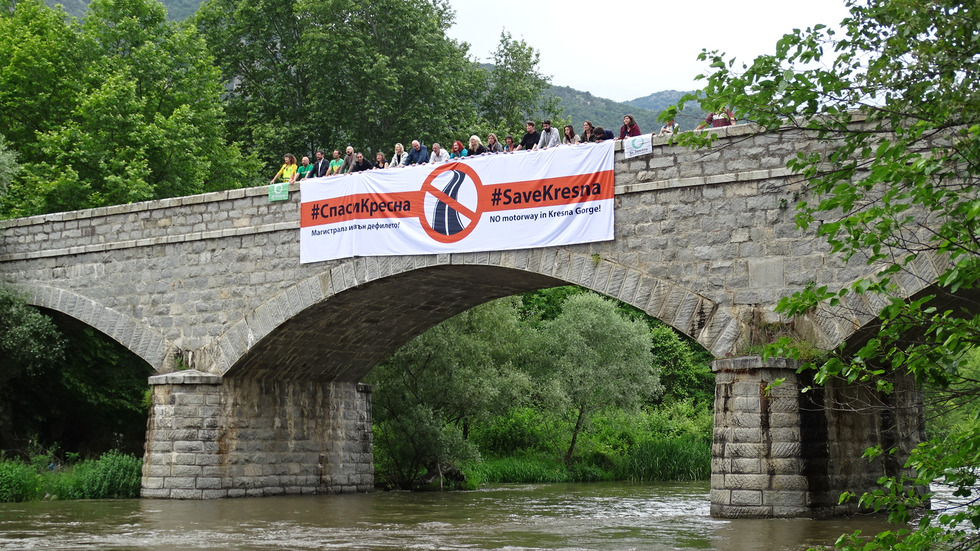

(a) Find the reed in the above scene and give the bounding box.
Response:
[614,436,710,482]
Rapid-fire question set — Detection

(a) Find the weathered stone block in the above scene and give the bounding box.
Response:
[725,473,770,489]
[763,491,806,507]
[731,490,763,506]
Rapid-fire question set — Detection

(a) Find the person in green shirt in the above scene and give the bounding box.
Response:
[296,156,314,180]
[328,149,344,175]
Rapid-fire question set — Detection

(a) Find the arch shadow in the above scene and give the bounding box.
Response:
[209,251,741,381]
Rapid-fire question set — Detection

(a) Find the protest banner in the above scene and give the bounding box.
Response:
[300,141,615,263]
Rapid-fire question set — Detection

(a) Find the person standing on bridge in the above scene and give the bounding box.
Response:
[619,114,642,139]
[328,150,344,175]
[582,120,597,143]
[296,156,314,181]
[449,140,466,159]
[486,133,503,153]
[535,120,561,150]
[659,119,679,136]
[468,135,488,156]
[695,108,736,130]
[391,143,408,167]
[428,143,449,163]
[341,146,355,174]
[269,153,298,185]
[406,140,429,165]
[350,152,373,172]
[517,121,540,151]
[306,150,329,179]
[562,124,580,145]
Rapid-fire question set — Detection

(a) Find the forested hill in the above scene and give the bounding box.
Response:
[543,86,706,135]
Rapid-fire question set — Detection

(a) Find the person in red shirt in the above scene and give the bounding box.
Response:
[619,114,642,139]
[696,109,737,130]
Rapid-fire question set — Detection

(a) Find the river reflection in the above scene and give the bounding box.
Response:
[0,481,898,550]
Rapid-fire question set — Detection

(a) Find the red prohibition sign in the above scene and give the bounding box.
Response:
[418,162,484,244]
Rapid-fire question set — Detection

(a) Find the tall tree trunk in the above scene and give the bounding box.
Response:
[564,406,586,463]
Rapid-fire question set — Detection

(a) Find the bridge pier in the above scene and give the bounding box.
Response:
[141,371,373,498]
[711,356,924,518]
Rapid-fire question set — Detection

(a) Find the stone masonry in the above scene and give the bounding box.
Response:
[712,356,925,518]
[0,124,935,509]
[142,370,372,498]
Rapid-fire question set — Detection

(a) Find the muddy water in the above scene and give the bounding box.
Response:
[0,481,900,550]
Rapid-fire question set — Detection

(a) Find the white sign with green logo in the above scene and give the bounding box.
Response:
[268,182,289,201]
[624,134,653,159]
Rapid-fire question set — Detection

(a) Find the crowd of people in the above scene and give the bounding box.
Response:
[271,110,736,184]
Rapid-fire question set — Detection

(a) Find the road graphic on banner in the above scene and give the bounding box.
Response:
[300,140,615,263]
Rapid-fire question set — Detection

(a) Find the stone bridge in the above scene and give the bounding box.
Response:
[0,125,932,518]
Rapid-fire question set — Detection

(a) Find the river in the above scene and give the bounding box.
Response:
[0,481,903,550]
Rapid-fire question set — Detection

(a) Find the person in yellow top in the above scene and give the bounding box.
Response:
[269,154,299,184]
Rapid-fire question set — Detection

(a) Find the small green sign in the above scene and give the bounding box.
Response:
[268,182,289,201]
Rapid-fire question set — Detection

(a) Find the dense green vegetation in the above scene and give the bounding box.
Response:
[368,288,714,490]
[39,0,700,148]
[0,0,260,217]
[0,286,151,457]
[0,449,142,502]
[677,0,980,547]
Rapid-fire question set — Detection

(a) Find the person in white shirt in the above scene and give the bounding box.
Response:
[428,142,449,163]
[535,119,561,149]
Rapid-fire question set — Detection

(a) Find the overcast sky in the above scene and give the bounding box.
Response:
[445,0,851,103]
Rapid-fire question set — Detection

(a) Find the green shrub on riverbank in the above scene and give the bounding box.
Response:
[453,403,712,486]
[0,459,41,502]
[0,450,142,502]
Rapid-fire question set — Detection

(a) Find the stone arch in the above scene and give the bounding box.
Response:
[11,283,170,372]
[210,250,741,380]
[798,248,952,351]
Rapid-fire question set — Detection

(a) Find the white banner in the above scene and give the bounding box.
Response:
[623,133,653,159]
[300,141,615,263]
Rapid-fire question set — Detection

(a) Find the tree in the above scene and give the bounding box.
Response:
[0,286,64,450]
[368,297,534,489]
[673,0,980,547]
[0,0,259,217]
[479,30,551,138]
[196,0,491,170]
[538,293,662,462]
[0,0,83,150]
[0,135,18,201]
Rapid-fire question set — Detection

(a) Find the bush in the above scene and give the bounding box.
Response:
[41,450,143,500]
[471,407,552,456]
[0,459,41,502]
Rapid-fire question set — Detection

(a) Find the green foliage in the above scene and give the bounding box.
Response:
[482,30,557,139]
[0,134,18,200]
[470,407,550,456]
[470,455,569,484]
[372,286,713,488]
[0,0,259,217]
[538,292,662,461]
[0,449,142,502]
[2,307,152,455]
[614,436,710,482]
[0,459,41,502]
[677,0,980,546]
[52,450,142,499]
